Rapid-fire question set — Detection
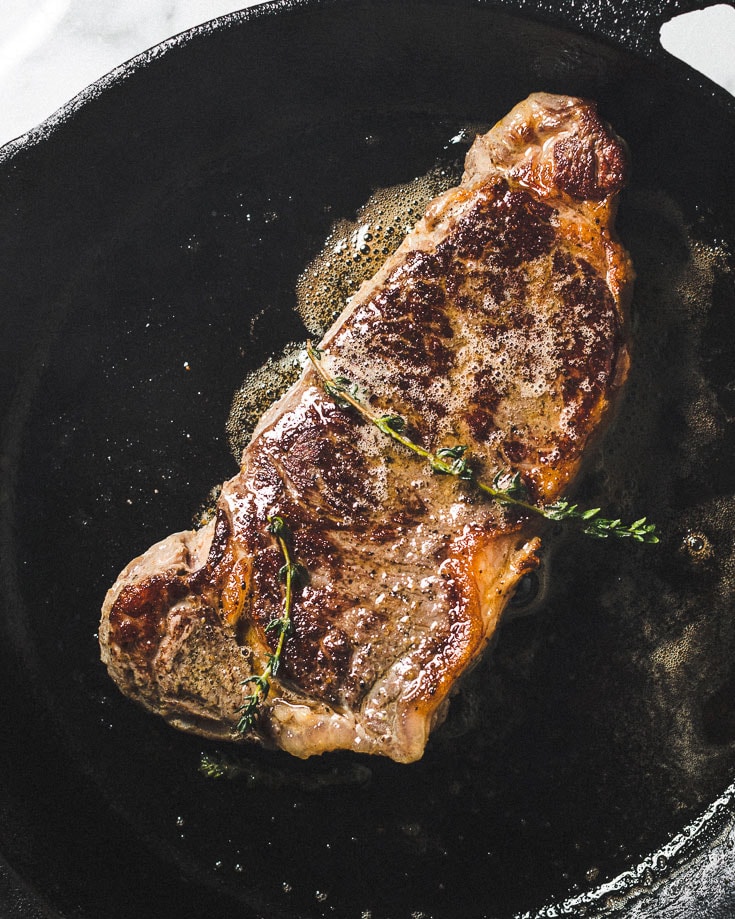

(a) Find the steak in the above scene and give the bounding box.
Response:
[99,93,633,763]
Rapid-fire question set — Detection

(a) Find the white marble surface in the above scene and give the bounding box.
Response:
[0,0,266,147]
[0,1,733,149]
[659,3,735,97]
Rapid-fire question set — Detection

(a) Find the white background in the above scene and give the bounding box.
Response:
[0,0,733,149]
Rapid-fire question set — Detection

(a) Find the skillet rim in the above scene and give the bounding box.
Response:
[1,2,735,918]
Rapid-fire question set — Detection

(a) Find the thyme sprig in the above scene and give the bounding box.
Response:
[306,342,658,544]
[236,515,306,734]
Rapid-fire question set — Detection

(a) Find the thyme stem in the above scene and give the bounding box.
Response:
[236,515,304,734]
[306,342,658,544]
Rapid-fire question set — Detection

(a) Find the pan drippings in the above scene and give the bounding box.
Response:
[226,160,463,459]
[294,162,464,336]
[522,189,735,916]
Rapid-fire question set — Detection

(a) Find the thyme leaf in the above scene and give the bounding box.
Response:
[376,414,407,436]
[306,341,659,544]
[492,470,528,500]
[199,749,373,787]
[236,515,303,734]
[434,445,473,479]
[543,503,659,542]
[199,752,231,779]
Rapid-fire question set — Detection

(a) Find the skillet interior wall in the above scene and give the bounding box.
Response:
[1,2,734,918]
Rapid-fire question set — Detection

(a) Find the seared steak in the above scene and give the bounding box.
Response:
[100,93,633,763]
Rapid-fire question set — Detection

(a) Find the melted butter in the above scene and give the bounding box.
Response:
[556,187,735,799]
[226,342,306,459]
[226,160,463,459]
[295,162,462,336]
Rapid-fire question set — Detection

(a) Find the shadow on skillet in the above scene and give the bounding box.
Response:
[1,2,735,918]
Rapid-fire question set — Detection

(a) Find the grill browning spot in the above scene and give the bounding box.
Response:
[100,93,634,763]
[334,175,625,501]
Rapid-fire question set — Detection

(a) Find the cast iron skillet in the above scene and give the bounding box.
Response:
[2,1,735,916]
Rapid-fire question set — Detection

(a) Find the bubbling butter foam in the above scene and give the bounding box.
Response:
[226,160,463,458]
[226,342,307,459]
[295,162,463,337]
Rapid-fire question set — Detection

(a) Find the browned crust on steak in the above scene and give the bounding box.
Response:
[101,94,634,762]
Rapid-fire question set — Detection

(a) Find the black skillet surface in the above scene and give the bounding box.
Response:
[2,1,735,917]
